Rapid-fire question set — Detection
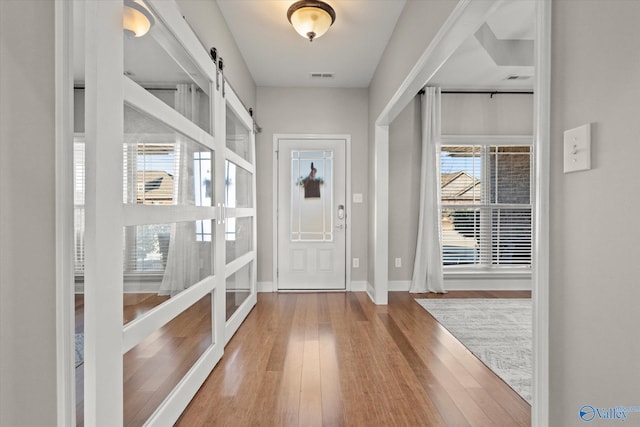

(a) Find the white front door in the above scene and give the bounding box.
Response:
[277,137,347,290]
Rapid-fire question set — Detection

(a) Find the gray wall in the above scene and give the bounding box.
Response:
[255,87,369,283]
[550,1,640,424]
[176,0,257,110]
[388,93,533,282]
[367,0,459,285]
[388,98,422,281]
[0,1,58,425]
[442,93,533,135]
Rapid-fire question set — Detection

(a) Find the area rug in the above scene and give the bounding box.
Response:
[75,333,84,368]
[415,298,531,404]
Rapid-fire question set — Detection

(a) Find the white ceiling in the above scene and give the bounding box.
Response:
[73,0,536,92]
[429,0,536,91]
[216,0,406,88]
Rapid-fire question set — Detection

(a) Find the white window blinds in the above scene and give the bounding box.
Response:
[440,144,532,268]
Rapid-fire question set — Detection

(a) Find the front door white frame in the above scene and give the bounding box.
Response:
[371,0,550,425]
[272,134,352,292]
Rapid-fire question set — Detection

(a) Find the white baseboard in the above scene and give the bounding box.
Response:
[389,281,411,291]
[257,282,274,293]
[366,282,375,302]
[386,277,532,292]
[350,281,368,292]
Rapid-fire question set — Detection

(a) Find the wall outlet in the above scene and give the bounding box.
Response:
[395,257,402,268]
[352,258,359,268]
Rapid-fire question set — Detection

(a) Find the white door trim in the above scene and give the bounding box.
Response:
[55,1,76,425]
[273,134,352,292]
[371,0,551,425]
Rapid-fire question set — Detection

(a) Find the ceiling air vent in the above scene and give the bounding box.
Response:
[310,72,335,79]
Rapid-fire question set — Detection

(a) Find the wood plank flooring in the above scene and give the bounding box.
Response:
[177,291,531,426]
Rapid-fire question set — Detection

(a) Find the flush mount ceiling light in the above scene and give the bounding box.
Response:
[123,0,155,38]
[287,0,336,42]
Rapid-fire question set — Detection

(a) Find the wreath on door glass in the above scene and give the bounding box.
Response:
[297,162,324,199]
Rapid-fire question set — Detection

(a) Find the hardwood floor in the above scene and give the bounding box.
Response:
[176,291,531,426]
[75,290,257,426]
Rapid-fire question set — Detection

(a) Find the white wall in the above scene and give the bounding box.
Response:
[388,93,533,284]
[367,0,459,285]
[255,87,369,284]
[176,0,257,110]
[0,1,58,425]
[550,1,640,424]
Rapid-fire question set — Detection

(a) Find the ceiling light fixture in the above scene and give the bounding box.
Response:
[287,0,336,42]
[123,0,155,38]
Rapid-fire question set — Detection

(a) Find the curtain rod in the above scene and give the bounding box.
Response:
[419,89,533,98]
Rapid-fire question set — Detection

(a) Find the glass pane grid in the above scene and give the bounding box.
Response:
[124,4,212,133]
[123,105,213,207]
[226,107,252,162]
[440,144,532,268]
[225,160,253,209]
[290,150,333,242]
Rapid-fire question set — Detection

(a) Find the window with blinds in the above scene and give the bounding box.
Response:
[74,138,85,274]
[440,144,532,268]
[74,134,214,276]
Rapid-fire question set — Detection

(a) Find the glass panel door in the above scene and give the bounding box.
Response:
[223,92,257,341]
[79,1,226,425]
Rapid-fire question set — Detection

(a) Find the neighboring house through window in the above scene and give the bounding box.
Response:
[440,139,532,270]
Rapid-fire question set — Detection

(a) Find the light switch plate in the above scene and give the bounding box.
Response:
[564,123,591,173]
[353,193,363,203]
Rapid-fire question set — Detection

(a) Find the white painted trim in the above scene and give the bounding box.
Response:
[123,205,218,226]
[225,207,255,219]
[272,134,352,293]
[345,136,352,291]
[224,292,258,344]
[373,125,389,305]
[440,134,534,146]
[143,287,223,427]
[83,1,125,423]
[366,282,376,303]
[444,278,531,291]
[257,282,274,293]
[225,252,255,279]
[55,1,75,425]
[122,276,217,353]
[144,340,223,427]
[532,0,551,425]
[395,277,531,292]
[224,147,254,175]
[144,0,217,92]
[375,0,502,127]
[272,138,279,289]
[123,77,216,151]
[224,82,253,126]
[350,281,368,292]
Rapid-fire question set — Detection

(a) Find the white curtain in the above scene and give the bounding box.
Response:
[410,87,445,294]
[158,84,201,296]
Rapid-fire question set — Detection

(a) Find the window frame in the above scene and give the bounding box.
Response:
[439,135,534,275]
